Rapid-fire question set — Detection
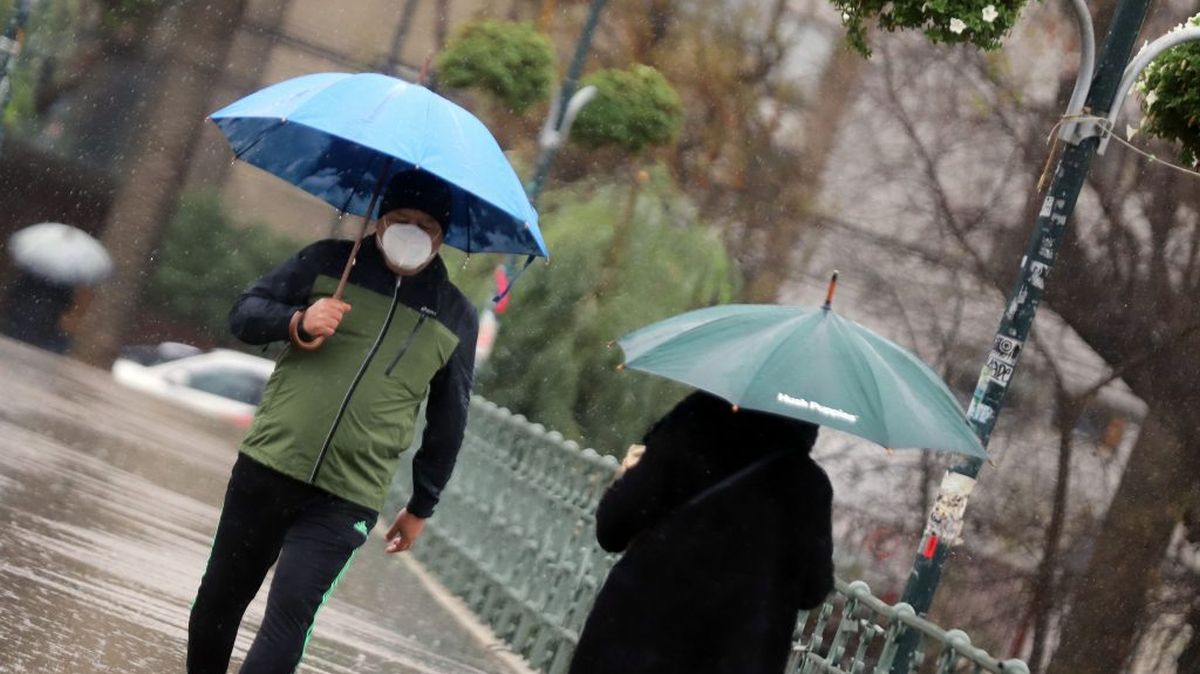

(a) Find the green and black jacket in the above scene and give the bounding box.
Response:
[229,236,478,517]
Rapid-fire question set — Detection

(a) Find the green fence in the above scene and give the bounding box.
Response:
[387,397,1030,674]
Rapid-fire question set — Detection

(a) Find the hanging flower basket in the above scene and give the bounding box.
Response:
[832,0,1027,56]
[1133,14,1200,167]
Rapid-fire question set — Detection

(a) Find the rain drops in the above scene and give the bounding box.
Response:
[982,5,999,23]
[949,18,967,34]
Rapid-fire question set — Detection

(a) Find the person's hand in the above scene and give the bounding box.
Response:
[616,444,646,478]
[302,298,351,338]
[385,508,426,553]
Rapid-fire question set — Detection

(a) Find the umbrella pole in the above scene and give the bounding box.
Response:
[290,159,394,351]
[822,270,839,310]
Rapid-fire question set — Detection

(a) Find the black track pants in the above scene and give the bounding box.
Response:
[188,454,376,674]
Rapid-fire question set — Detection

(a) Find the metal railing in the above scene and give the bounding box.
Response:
[387,396,1030,674]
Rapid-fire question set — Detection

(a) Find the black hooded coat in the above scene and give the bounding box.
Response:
[569,392,834,674]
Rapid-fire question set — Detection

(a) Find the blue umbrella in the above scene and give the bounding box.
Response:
[209,72,546,258]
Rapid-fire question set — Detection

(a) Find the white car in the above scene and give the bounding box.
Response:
[112,343,275,427]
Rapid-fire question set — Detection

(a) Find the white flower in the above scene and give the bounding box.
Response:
[982,5,999,23]
[1145,89,1158,108]
[1126,124,1139,141]
[949,18,967,34]
[842,10,851,21]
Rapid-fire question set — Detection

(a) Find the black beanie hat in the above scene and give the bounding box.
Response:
[378,170,453,228]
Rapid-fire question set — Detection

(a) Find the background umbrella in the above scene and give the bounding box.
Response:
[616,274,986,458]
[209,72,546,348]
[8,222,113,286]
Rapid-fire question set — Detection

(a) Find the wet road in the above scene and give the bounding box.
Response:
[0,338,507,674]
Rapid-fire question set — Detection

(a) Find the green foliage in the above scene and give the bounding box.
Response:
[1135,14,1200,167]
[437,20,556,113]
[831,0,1027,57]
[461,173,739,455]
[571,65,683,153]
[97,0,164,32]
[2,0,82,132]
[145,191,300,342]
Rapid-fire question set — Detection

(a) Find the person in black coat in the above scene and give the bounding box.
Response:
[1,271,80,354]
[569,391,834,674]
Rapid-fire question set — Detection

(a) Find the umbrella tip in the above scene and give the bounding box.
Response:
[823,270,839,310]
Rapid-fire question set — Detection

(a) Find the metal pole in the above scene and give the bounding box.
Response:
[489,0,608,310]
[525,0,609,206]
[890,0,1154,669]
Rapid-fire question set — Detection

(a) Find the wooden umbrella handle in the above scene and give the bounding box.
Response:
[289,310,325,351]
[287,158,394,352]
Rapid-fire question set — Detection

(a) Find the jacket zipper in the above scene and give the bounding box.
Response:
[309,278,403,483]
[384,307,435,376]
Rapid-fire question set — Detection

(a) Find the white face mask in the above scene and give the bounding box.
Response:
[378,223,434,271]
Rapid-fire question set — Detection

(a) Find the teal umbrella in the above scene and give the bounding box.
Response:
[617,277,986,458]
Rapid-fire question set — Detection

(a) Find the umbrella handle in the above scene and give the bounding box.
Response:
[289,310,325,351]
[287,157,394,353]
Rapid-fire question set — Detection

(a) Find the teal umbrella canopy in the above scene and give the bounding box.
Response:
[617,304,986,458]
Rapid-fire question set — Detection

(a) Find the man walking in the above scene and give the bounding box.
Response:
[188,170,478,673]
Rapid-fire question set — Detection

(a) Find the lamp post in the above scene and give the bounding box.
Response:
[525,0,608,207]
[484,0,608,320]
[887,0,1200,670]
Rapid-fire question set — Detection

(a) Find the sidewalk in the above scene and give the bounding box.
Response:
[0,337,528,674]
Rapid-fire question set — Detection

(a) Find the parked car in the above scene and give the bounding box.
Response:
[112,343,275,427]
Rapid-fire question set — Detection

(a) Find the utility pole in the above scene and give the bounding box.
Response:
[525,0,608,206]
[890,0,1154,669]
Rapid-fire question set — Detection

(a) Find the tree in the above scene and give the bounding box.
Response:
[469,174,738,454]
[815,0,1200,668]
[571,64,682,153]
[72,0,249,366]
[437,19,557,113]
[143,191,299,344]
[570,0,867,303]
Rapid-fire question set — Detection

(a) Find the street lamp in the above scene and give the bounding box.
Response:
[525,0,609,207]
[487,0,608,308]
[888,0,1200,669]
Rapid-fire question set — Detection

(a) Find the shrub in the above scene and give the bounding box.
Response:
[571,65,683,153]
[437,20,556,113]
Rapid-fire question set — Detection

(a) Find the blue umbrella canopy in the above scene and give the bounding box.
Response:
[210,72,546,258]
[618,303,987,458]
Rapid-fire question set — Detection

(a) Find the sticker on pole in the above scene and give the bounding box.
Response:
[924,472,977,546]
[985,335,1022,386]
